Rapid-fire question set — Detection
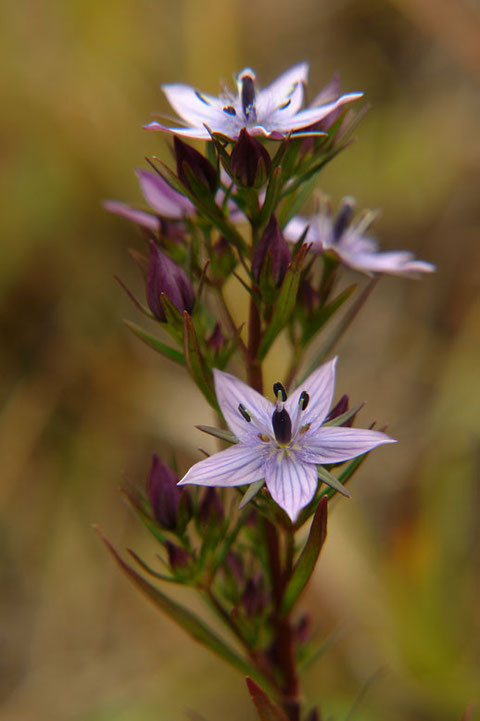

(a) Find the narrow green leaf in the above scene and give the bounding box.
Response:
[301,284,357,347]
[258,243,308,360]
[239,479,265,509]
[258,167,283,229]
[183,313,219,411]
[320,454,367,501]
[246,678,289,721]
[317,466,351,498]
[95,527,256,677]
[126,548,182,584]
[123,320,185,365]
[281,498,328,616]
[196,425,238,444]
[323,402,364,427]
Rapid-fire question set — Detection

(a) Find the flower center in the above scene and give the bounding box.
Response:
[237,68,257,122]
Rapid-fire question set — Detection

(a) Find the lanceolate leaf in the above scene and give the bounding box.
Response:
[246,678,290,721]
[96,527,254,678]
[196,425,238,444]
[124,320,185,365]
[317,465,351,497]
[258,243,308,360]
[239,479,265,509]
[281,498,328,616]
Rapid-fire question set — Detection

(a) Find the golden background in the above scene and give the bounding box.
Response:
[1,1,479,719]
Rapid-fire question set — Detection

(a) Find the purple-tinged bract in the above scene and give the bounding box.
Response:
[146,240,195,320]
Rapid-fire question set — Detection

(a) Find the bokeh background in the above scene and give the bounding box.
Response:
[1,0,479,719]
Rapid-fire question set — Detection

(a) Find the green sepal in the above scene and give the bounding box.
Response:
[196,425,238,444]
[281,498,328,617]
[317,465,351,497]
[159,293,185,344]
[300,284,357,347]
[239,479,265,509]
[95,527,255,678]
[258,243,309,360]
[123,320,185,366]
[246,678,289,721]
[258,167,282,230]
[323,402,364,427]
[126,548,182,584]
[320,453,367,500]
[183,312,219,411]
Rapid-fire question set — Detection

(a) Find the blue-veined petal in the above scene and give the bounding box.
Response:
[301,426,395,465]
[286,357,337,432]
[256,62,309,119]
[213,369,273,441]
[178,444,266,487]
[264,452,318,521]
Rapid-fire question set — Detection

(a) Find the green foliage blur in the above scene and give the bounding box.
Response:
[1,1,479,720]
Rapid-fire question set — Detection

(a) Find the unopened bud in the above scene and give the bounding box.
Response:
[147,454,182,529]
[174,137,218,194]
[325,394,356,427]
[206,322,225,353]
[252,215,291,286]
[165,541,190,570]
[241,576,266,616]
[230,129,271,187]
[146,240,195,320]
[199,487,224,525]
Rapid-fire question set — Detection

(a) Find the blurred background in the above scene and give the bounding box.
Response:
[1,0,479,719]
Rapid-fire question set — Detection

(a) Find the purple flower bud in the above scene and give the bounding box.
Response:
[174,136,218,194]
[165,541,190,570]
[230,129,271,187]
[295,613,312,644]
[325,394,355,427]
[241,576,267,616]
[147,454,183,529]
[146,240,195,320]
[206,323,225,354]
[252,216,291,285]
[225,551,244,585]
[299,280,320,314]
[199,487,224,525]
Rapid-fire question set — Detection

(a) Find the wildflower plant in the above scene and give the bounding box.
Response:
[99,63,435,721]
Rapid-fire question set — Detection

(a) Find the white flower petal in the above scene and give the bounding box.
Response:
[301,426,395,464]
[103,200,159,230]
[286,357,337,431]
[213,369,273,441]
[269,92,363,132]
[264,453,318,521]
[256,62,309,119]
[161,83,225,127]
[136,170,193,217]
[143,120,213,139]
[343,250,436,277]
[178,444,265,487]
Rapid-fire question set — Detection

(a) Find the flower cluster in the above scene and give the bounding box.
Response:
[102,62,435,721]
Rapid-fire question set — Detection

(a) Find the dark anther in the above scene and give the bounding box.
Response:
[238,403,251,422]
[241,74,255,119]
[272,408,292,445]
[333,197,355,241]
[273,382,287,402]
[299,391,309,410]
[223,105,236,116]
[195,91,210,105]
[278,98,291,111]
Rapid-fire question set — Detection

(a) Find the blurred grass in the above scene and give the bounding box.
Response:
[1,0,479,720]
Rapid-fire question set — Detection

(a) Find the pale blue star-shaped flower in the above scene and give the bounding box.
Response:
[178,358,395,521]
[284,197,436,277]
[144,62,363,140]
